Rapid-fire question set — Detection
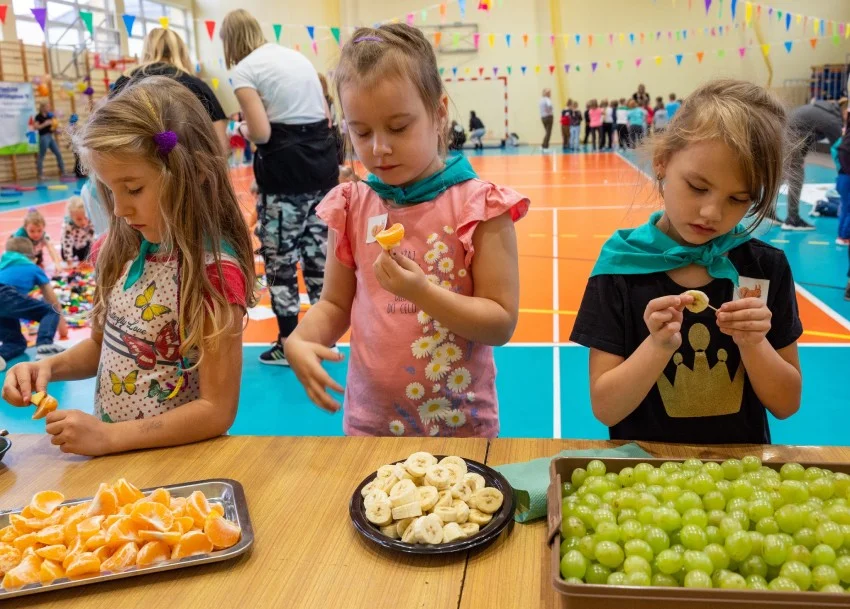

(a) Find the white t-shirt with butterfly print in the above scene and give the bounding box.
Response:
[93,250,247,423]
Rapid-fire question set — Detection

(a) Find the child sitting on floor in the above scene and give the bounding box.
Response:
[61,196,95,264]
[14,208,61,270]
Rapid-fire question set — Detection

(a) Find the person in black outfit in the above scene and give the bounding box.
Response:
[582,102,591,148]
[469,111,486,150]
[33,103,66,180]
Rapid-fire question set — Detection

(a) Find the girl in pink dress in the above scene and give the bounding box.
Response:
[285,24,530,438]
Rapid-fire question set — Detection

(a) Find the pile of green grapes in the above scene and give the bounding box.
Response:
[559,457,850,592]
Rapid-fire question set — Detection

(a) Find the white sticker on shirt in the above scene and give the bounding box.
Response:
[366,213,388,244]
[735,276,769,303]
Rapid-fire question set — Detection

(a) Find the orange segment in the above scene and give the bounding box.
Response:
[204,514,241,549]
[12,532,39,553]
[35,544,67,563]
[25,506,65,530]
[29,490,64,519]
[100,542,138,573]
[169,496,186,517]
[62,538,85,570]
[136,541,170,568]
[209,503,225,518]
[9,514,33,533]
[114,479,144,506]
[131,501,174,532]
[60,503,89,524]
[105,517,141,547]
[172,516,195,535]
[138,530,181,545]
[86,483,118,518]
[35,524,65,545]
[84,532,108,551]
[0,545,22,576]
[171,530,213,560]
[65,552,101,578]
[1,553,41,589]
[104,515,123,529]
[32,395,58,420]
[185,491,211,529]
[0,525,17,543]
[20,506,35,519]
[39,558,65,584]
[150,488,171,507]
[75,515,105,543]
[375,223,405,250]
[93,545,113,563]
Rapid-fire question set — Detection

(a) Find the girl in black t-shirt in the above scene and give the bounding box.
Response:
[571,79,803,444]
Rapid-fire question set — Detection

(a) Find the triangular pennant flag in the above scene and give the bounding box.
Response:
[522,33,528,47]
[536,34,542,46]
[464,67,470,75]
[629,33,635,44]
[31,8,46,31]
[656,31,661,40]
[79,11,93,35]
[810,38,818,49]
[211,78,219,90]
[619,33,625,43]
[575,65,580,72]
[635,58,642,67]
[505,34,511,47]
[575,34,581,45]
[452,66,458,76]
[683,29,688,40]
[738,47,746,57]
[473,33,480,48]
[834,34,841,46]
[588,34,593,46]
[564,64,570,73]
[696,51,704,62]
[459,0,466,18]
[493,67,498,76]
[195,62,201,74]
[548,64,555,74]
[719,26,724,35]
[731,0,737,20]
[452,33,460,47]
[786,12,791,31]
[406,13,414,26]
[439,3,447,23]
[311,41,318,55]
[676,54,683,65]
[655,56,662,66]
[159,16,168,29]
[421,9,427,21]
[617,59,624,70]
[506,65,512,75]
[478,66,484,76]
[609,33,614,45]
[718,49,726,57]
[640,32,645,43]
[0,5,7,25]
[704,0,711,13]
[784,41,793,53]
[761,44,770,55]
[306,26,315,40]
[550,34,555,46]
[295,44,301,52]
[744,1,752,24]
[820,19,826,36]
[534,65,541,74]
[439,67,445,76]
[813,19,819,35]
[676,31,681,41]
[797,14,802,25]
[219,57,224,68]
[591,62,598,73]
[521,66,527,75]
[273,24,282,43]
[331,27,341,45]
[488,33,495,48]
[205,20,215,41]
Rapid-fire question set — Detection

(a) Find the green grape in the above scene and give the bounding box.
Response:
[712,569,733,588]
[605,472,622,489]
[719,573,747,589]
[617,509,639,525]
[586,459,606,477]
[607,571,628,586]
[732,479,754,500]
[594,540,625,569]
[682,508,708,529]
[651,573,679,587]
[618,467,635,488]
[780,560,813,590]
[574,505,594,529]
[702,462,724,483]
[632,483,647,492]
[748,531,765,556]
[619,519,643,542]
[739,555,768,578]
[582,493,602,508]
[703,491,726,512]
[764,534,790,566]
[667,472,687,489]
[636,492,659,510]
[571,467,588,488]
[626,571,651,587]
[624,538,654,562]
[719,516,743,539]
[746,574,769,590]
[661,485,683,504]
[587,478,612,497]
[638,506,656,526]
[624,555,652,577]
[602,491,618,505]
[725,530,754,562]
[654,507,682,533]
[688,473,716,496]
[818,584,846,594]
[805,510,830,531]
[728,510,750,532]
[716,480,734,502]
[683,459,703,472]
[592,508,617,528]
[838,546,850,558]
[595,522,620,544]
[560,550,589,580]
[834,555,850,583]
[634,463,654,484]
[674,491,702,515]
[809,477,836,502]
[748,499,774,522]
[768,576,801,592]
[705,525,723,546]
[680,525,708,551]
[707,510,727,528]
[726,497,749,514]
[776,504,805,534]
[647,469,667,487]
[818,521,845,550]
[613,491,637,511]
[742,455,762,472]
[683,550,714,574]
[703,543,731,571]
[655,549,684,575]
[560,536,581,557]
[578,535,597,561]
[647,485,665,500]
[780,463,805,481]
[668,529,682,548]
[780,480,810,505]
[812,564,841,590]
[756,517,780,536]
[561,516,587,539]
[563,577,584,585]
[643,526,671,555]
[812,543,837,567]
[722,459,744,481]
[805,467,825,482]
[683,570,712,588]
[826,504,850,525]
[794,527,818,550]
[833,473,850,498]
[562,482,577,497]
[585,562,611,585]
[661,461,681,475]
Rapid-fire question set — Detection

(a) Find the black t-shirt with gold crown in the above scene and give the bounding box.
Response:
[570,239,803,445]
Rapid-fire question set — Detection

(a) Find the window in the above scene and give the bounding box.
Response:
[16,0,121,59]
[127,0,195,64]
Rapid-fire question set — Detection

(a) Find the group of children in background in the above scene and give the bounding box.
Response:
[561,93,681,151]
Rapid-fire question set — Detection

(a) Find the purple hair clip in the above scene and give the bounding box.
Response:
[354,36,382,43]
[153,131,178,156]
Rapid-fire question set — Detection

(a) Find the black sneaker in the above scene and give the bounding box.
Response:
[781,216,815,231]
[259,342,289,366]
[35,344,65,360]
[845,283,850,301]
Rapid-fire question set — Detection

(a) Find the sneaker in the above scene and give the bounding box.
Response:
[35,344,65,360]
[837,238,850,246]
[0,355,6,372]
[259,342,289,366]
[846,283,850,301]
[781,216,816,231]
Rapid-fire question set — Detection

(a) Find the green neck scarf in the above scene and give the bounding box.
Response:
[0,251,35,271]
[591,211,752,285]
[123,239,237,291]
[364,154,478,205]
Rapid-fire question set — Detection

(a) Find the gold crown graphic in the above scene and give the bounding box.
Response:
[656,323,745,418]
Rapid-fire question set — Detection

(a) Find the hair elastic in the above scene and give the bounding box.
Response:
[153,131,178,156]
[354,36,382,43]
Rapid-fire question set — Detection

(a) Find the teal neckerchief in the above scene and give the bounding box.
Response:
[0,251,36,270]
[591,211,752,285]
[364,154,478,205]
[123,239,237,291]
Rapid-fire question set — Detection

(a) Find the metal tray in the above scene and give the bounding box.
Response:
[548,457,850,608]
[350,455,514,555]
[0,430,9,463]
[0,478,254,599]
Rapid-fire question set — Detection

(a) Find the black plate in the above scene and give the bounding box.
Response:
[349,455,514,555]
[0,435,9,463]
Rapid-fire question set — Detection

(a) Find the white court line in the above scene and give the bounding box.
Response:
[794,283,850,332]
[552,208,562,440]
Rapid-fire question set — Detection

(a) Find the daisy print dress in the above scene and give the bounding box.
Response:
[317,178,529,438]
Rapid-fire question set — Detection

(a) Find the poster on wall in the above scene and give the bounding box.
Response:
[0,82,38,156]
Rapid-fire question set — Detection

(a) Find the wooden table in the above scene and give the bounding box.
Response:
[2,436,849,608]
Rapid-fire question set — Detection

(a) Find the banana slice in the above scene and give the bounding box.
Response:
[684,289,710,313]
[434,506,458,523]
[364,488,389,510]
[444,463,464,486]
[401,518,419,543]
[405,452,437,478]
[424,464,452,490]
[464,473,486,492]
[439,456,468,475]
[392,464,413,481]
[365,497,393,526]
[450,479,474,502]
[361,478,386,497]
[380,524,400,539]
[460,522,480,536]
[392,501,423,520]
[31,393,58,420]
[442,522,466,543]
[414,513,444,545]
[396,517,415,538]
[376,465,396,480]
[377,475,399,494]
[468,509,493,525]
[435,490,453,509]
[31,391,46,406]
[417,486,439,512]
[471,487,504,514]
[389,479,417,507]
[452,500,470,524]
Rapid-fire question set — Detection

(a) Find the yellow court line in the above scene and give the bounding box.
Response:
[770,239,790,244]
[802,330,850,341]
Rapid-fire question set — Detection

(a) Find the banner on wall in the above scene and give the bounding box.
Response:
[0,83,37,156]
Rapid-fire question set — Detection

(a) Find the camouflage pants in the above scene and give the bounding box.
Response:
[256,190,329,321]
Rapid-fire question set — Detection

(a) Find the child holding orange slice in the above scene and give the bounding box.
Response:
[284,24,529,437]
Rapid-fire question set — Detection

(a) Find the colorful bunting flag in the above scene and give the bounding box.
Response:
[406,13,414,26]
[534,65,541,74]
[550,34,555,46]
[211,78,219,91]
[704,0,711,14]
[629,33,635,44]
[31,8,46,31]
[79,10,93,35]
[434,32,441,46]
[617,59,624,70]
[676,54,683,65]
[655,56,662,65]
[459,0,466,18]
[696,51,705,62]
[810,38,818,49]
[636,58,642,67]
[439,4,447,23]
[0,5,7,25]
[761,44,770,56]
[488,33,494,47]
[159,16,168,29]
[609,33,614,45]
[311,41,318,55]
[505,34,511,47]
[564,64,570,73]
[479,67,484,76]
[493,67,498,76]
[833,34,841,46]
[786,13,791,31]
[506,66,512,75]
[574,34,581,45]
[522,33,528,47]
[640,32,645,43]
[744,2,752,24]
[548,65,555,74]
[521,66,527,75]
[738,47,746,57]
[273,24,282,43]
[588,34,593,46]
[205,20,215,41]
[718,49,726,57]
[784,41,793,53]
[421,9,428,22]
[591,62,598,73]
[452,33,460,47]
[452,67,458,76]
[331,27,341,45]
[307,26,315,40]
[473,33,480,49]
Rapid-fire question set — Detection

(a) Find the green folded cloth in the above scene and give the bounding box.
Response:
[493,443,653,523]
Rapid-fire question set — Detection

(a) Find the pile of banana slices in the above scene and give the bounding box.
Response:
[361,452,505,545]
